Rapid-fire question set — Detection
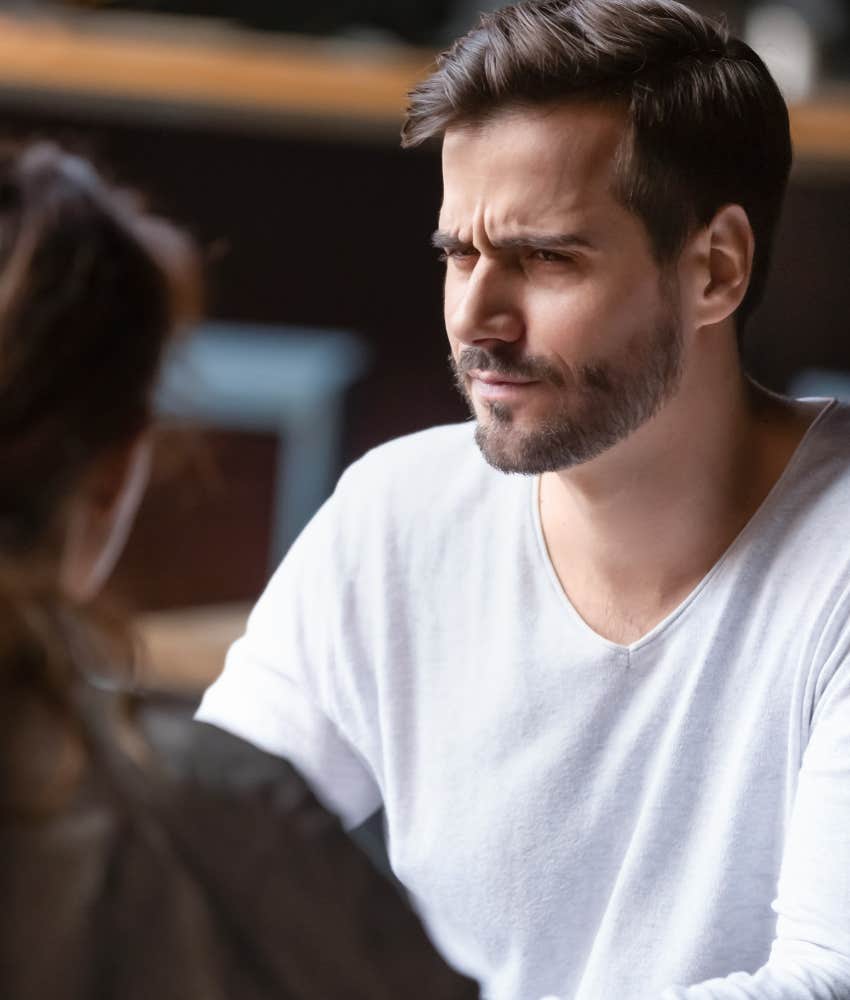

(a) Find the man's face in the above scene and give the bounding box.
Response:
[438,102,684,475]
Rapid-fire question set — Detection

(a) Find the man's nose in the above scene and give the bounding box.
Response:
[448,259,523,348]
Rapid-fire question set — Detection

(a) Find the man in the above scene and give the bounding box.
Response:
[197,1,850,997]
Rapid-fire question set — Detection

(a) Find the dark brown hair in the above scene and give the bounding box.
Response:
[0,142,199,812]
[402,0,792,332]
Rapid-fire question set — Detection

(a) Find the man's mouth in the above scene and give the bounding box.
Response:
[468,370,541,402]
[469,370,537,386]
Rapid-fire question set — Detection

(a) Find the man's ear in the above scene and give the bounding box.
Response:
[683,204,754,331]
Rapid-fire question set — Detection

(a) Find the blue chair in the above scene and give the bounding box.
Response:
[157,321,370,567]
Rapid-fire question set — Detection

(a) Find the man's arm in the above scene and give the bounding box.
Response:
[196,488,383,830]
[661,648,850,999]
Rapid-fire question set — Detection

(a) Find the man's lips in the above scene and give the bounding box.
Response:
[468,370,538,385]
[467,370,540,401]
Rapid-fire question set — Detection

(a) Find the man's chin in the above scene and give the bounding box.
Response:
[472,410,615,476]
[474,420,548,475]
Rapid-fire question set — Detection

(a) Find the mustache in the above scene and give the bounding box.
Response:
[451,347,565,386]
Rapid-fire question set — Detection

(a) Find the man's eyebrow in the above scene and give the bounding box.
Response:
[431,231,470,250]
[430,230,595,251]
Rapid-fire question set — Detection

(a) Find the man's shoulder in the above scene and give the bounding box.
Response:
[752,400,850,593]
[353,422,479,470]
[806,398,850,443]
[793,400,850,497]
[322,421,514,551]
[337,422,486,498]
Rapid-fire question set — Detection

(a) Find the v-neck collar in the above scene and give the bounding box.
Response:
[528,397,838,655]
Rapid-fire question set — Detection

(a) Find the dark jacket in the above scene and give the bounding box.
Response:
[0,688,479,1000]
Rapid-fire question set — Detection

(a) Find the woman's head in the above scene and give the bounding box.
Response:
[0,142,199,596]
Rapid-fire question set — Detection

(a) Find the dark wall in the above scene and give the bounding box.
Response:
[744,171,850,388]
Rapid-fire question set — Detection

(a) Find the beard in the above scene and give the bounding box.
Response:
[451,300,684,476]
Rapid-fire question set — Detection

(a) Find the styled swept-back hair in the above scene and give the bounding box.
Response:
[403,0,792,332]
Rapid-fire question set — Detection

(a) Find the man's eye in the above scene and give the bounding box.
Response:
[438,248,478,264]
[532,249,572,263]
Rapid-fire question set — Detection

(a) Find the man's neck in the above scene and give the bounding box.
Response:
[538,357,817,646]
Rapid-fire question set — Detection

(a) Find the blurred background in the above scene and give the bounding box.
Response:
[1,0,848,692]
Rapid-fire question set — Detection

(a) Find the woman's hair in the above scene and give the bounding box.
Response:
[0,142,200,813]
[402,0,792,334]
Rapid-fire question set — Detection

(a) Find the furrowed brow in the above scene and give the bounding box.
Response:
[430,230,594,252]
[490,233,595,252]
[431,231,471,251]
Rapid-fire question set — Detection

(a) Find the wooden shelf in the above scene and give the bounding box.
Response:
[0,10,432,139]
[0,10,848,154]
[789,99,850,166]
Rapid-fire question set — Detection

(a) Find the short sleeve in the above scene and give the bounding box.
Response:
[196,491,383,830]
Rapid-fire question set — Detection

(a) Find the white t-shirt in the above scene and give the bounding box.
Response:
[198,399,850,1000]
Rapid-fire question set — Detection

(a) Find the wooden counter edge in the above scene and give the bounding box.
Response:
[135,601,250,694]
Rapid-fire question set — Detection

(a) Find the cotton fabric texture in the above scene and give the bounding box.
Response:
[199,400,850,1000]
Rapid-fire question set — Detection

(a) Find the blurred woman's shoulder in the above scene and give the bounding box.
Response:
[0,684,479,1000]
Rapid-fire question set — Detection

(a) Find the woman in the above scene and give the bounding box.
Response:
[0,142,478,1000]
